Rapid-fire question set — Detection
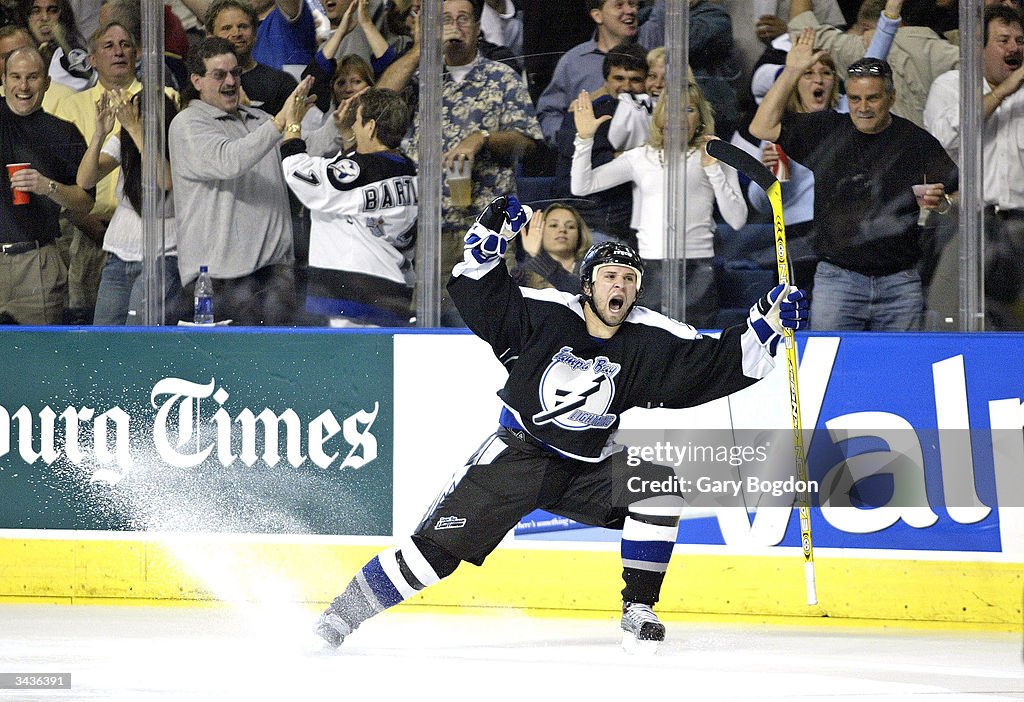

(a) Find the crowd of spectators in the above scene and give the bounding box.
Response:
[0,0,1018,330]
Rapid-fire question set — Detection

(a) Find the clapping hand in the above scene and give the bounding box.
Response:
[571,90,611,140]
[521,209,544,257]
[112,92,140,133]
[94,91,116,138]
[338,0,359,37]
[281,76,317,128]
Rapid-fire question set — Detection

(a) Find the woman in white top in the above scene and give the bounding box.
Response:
[77,90,181,325]
[570,79,747,328]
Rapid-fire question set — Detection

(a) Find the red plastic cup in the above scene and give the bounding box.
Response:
[6,163,30,205]
[769,144,790,183]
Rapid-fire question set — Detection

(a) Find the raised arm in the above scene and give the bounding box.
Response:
[77,92,119,190]
[357,0,389,59]
[701,137,747,231]
[376,13,420,92]
[864,0,901,58]
[570,92,632,197]
[984,65,1024,121]
[749,29,825,142]
[171,77,314,181]
[115,94,174,192]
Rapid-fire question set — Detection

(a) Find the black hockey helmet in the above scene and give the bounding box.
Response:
[579,241,644,297]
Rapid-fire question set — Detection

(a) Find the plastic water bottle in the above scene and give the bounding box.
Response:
[193,266,214,324]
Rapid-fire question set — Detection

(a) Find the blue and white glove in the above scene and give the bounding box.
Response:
[748,284,808,354]
[464,195,533,264]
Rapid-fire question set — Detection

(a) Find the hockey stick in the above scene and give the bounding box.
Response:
[706,139,818,606]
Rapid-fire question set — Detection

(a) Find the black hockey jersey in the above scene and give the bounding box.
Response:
[448,254,778,462]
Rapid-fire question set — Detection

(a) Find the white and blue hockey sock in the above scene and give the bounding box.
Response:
[328,537,456,629]
[620,507,681,606]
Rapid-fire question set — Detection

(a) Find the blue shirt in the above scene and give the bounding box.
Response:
[253,2,317,71]
[535,38,606,146]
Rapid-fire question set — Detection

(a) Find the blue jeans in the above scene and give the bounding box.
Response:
[811,261,922,331]
[93,253,183,326]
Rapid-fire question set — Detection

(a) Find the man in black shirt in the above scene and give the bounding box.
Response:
[206,0,298,116]
[0,47,93,324]
[750,30,958,331]
[314,195,807,652]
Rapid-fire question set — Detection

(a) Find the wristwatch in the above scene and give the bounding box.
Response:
[286,123,302,134]
[47,179,57,196]
[936,193,953,215]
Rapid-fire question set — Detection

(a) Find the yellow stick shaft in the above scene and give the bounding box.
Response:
[767,182,817,606]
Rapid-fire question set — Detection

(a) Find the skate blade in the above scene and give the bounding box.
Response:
[621,631,659,655]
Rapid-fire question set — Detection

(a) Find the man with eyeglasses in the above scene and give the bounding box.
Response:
[169,36,314,326]
[751,29,957,331]
[924,5,1024,330]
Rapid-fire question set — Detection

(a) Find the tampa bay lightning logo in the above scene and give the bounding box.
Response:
[328,158,361,184]
[533,346,620,430]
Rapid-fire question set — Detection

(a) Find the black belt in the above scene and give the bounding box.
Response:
[497,426,563,456]
[0,241,39,255]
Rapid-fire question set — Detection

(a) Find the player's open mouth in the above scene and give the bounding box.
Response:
[812,87,825,100]
[1006,54,1022,69]
[609,296,624,313]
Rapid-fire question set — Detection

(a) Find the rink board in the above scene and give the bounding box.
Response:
[0,329,1022,626]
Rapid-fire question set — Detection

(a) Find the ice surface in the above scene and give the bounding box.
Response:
[0,603,1020,701]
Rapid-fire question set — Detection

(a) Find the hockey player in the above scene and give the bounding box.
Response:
[316,195,807,650]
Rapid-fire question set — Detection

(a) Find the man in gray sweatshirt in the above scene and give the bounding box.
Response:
[170,36,309,325]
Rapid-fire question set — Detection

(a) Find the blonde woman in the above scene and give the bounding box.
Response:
[570,80,747,327]
[510,203,593,293]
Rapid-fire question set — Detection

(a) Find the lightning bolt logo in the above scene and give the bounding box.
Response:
[533,373,607,425]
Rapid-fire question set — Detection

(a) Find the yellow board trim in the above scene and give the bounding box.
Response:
[1,539,1020,630]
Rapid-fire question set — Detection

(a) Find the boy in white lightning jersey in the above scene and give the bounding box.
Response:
[282,88,417,326]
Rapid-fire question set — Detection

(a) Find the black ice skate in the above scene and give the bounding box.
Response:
[620,602,665,654]
[314,604,355,649]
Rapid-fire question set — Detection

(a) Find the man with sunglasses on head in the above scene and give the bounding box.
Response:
[169,37,315,326]
[751,29,957,331]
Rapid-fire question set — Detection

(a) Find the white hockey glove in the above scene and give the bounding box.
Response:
[463,195,533,264]
[748,284,808,354]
